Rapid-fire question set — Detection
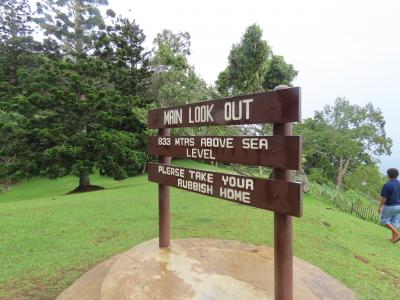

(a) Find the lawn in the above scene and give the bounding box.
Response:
[0,160,399,299]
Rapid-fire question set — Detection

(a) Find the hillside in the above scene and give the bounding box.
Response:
[0,160,399,300]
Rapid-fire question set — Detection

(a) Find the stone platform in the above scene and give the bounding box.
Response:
[57,239,356,300]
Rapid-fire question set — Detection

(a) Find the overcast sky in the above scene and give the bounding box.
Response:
[32,0,400,171]
[107,0,399,172]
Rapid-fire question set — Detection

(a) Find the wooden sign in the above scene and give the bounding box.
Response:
[148,86,303,299]
[148,87,300,129]
[148,136,301,170]
[148,163,302,217]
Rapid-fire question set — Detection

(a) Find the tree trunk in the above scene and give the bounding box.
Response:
[79,170,91,187]
[336,157,351,189]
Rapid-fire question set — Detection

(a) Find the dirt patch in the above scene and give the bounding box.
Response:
[1,277,49,300]
[354,255,369,264]
[66,185,104,195]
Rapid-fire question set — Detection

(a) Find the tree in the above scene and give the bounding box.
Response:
[216,24,298,175]
[1,1,150,191]
[95,16,150,97]
[148,29,212,108]
[262,55,297,90]
[0,0,44,183]
[296,98,392,189]
[0,0,41,86]
[345,164,385,199]
[216,24,297,96]
[35,0,115,57]
[3,57,148,191]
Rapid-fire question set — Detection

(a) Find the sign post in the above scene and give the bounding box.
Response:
[273,122,293,300]
[148,87,302,299]
[158,128,171,248]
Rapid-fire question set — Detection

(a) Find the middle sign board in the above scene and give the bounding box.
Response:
[148,136,301,170]
[148,162,302,217]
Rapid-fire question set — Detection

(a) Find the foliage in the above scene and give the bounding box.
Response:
[344,164,385,199]
[0,1,151,189]
[216,24,270,95]
[308,168,330,185]
[262,55,298,90]
[216,24,297,96]
[2,57,148,182]
[94,16,150,96]
[296,98,392,189]
[148,29,212,108]
[0,0,42,86]
[35,0,113,57]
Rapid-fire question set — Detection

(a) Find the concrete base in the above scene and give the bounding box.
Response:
[57,239,356,300]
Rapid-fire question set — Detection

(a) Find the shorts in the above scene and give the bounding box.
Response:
[380,205,400,228]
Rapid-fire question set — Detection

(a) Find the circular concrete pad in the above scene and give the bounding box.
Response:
[58,239,356,300]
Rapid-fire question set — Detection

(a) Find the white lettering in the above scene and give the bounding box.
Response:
[200,137,234,148]
[188,170,214,183]
[189,104,214,123]
[175,137,194,147]
[186,148,216,160]
[219,187,251,204]
[164,109,182,125]
[242,138,269,150]
[158,165,184,178]
[221,175,254,191]
[224,99,254,121]
[177,178,213,195]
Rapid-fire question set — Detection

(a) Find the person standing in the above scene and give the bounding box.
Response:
[379,168,400,243]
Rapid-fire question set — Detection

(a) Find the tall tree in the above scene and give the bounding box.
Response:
[216,24,298,174]
[296,98,392,189]
[148,29,226,138]
[216,24,297,96]
[2,1,150,191]
[0,0,41,86]
[95,16,150,96]
[148,29,212,108]
[35,0,114,57]
[3,56,148,191]
[262,55,297,91]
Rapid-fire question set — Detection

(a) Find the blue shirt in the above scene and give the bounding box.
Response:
[381,179,400,206]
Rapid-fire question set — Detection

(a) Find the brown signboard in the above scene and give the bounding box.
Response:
[148,136,301,170]
[148,87,300,129]
[148,163,302,217]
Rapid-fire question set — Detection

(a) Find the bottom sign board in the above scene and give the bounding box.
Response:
[148,163,302,217]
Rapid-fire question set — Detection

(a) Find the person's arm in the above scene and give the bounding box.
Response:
[378,197,386,213]
[379,183,390,213]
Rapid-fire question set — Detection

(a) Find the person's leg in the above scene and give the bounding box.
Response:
[391,206,400,242]
[385,224,400,242]
[380,205,400,242]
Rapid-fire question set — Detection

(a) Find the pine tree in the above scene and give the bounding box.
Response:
[35,0,114,57]
[216,24,297,96]
[0,0,41,85]
[1,1,151,191]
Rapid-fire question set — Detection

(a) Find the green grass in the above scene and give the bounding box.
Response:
[1,160,399,299]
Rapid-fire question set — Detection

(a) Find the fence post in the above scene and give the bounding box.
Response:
[158,128,171,248]
[273,122,293,300]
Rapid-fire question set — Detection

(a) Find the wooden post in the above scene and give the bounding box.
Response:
[158,128,171,248]
[273,122,293,300]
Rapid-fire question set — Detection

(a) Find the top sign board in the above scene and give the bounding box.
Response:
[148,87,301,129]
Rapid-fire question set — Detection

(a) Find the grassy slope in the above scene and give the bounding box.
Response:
[0,160,399,299]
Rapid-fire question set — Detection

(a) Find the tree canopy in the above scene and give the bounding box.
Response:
[216,24,297,96]
[296,98,392,189]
